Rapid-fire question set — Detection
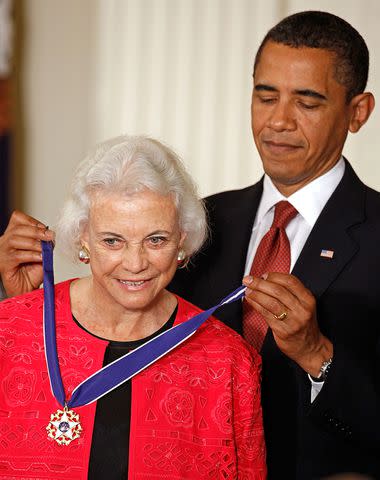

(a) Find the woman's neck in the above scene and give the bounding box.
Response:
[69,277,177,341]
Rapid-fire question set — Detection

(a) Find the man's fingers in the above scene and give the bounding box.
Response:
[5,224,55,245]
[7,210,47,229]
[243,273,316,333]
[244,272,314,310]
[5,234,45,253]
[244,276,299,310]
[6,211,55,241]
[7,250,43,267]
[245,295,291,334]
[246,286,288,313]
[265,272,313,302]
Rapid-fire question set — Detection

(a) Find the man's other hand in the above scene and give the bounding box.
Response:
[0,210,55,297]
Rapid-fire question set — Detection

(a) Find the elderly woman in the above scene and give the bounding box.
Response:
[0,136,266,479]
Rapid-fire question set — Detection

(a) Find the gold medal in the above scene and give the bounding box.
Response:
[46,405,82,445]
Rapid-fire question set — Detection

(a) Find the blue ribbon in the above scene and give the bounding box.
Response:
[42,240,246,408]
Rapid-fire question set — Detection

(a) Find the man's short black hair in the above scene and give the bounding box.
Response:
[254,11,369,101]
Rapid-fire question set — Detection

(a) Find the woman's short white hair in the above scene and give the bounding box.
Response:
[56,135,208,262]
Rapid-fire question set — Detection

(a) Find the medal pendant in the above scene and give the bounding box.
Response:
[46,405,82,445]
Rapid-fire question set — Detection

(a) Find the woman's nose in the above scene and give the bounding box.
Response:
[121,244,149,273]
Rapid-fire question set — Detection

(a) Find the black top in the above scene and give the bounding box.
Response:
[73,307,177,479]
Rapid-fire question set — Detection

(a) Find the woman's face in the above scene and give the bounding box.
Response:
[81,189,185,313]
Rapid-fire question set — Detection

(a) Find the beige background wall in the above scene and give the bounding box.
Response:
[22,0,380,280]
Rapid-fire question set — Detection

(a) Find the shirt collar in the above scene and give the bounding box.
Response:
[256,157,346,227]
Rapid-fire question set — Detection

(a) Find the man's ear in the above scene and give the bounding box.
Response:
[349,92,375,133]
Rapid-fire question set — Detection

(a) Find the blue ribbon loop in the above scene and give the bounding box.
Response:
[42,240,246,408]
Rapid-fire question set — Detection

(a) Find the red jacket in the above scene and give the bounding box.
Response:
[0,280,266,479]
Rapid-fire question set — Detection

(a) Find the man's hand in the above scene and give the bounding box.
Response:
[243,272,333,376]
[0,210,55,297]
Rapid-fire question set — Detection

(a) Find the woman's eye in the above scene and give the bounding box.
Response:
[148,236,166,246]
[103,238,121,247]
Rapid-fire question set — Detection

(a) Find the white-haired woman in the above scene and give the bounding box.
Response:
[0,136,266,479]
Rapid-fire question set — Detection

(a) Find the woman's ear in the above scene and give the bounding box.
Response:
[179,232,187,248]
[349,92,375,133]
[79,223,90,250]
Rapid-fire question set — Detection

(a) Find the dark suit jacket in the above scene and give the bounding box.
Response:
[169,161,380,479]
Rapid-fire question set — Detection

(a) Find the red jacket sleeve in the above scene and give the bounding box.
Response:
[232,343,267,479]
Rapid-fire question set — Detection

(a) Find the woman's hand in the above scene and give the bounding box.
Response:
[0,210,55,297]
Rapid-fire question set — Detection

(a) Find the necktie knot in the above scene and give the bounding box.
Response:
[272,201,298,229]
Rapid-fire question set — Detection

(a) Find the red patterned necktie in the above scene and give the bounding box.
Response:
[243,201,298,350]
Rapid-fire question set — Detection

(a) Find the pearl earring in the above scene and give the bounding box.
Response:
[78,246,90,264]
[177,249,189,269]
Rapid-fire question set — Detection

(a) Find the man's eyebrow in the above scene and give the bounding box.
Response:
[254,84,278,93]
[254,84,327,101]
[294,89,327,101]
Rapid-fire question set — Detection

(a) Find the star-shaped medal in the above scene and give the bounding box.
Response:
[46,406,82,445]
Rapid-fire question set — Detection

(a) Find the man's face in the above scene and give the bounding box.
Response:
[251,41,355,196]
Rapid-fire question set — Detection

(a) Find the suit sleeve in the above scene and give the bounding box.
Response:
[294,185,380,458]
[307,329,380,451]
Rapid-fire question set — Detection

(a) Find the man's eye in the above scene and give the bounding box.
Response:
[299,102,319,110]
[259,97,276,104]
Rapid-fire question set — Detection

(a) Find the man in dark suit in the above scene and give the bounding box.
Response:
[170,11,379,480]
[0,10,379,480]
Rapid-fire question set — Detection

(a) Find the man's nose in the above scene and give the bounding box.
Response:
[267,101,297,131]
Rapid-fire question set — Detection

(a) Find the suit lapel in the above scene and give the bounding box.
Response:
[207,180,264,297]
[201,181,263,332]
[292,161,366,298]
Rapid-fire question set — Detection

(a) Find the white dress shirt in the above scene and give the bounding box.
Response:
[244,157,345,401]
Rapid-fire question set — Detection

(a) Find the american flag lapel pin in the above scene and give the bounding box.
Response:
[320,249,334,259]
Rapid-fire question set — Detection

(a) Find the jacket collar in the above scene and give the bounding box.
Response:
[292,160,366,298]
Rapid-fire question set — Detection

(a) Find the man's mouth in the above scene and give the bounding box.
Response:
[264,140,300,148]
[261,140,304,156]
[262,137,302,148]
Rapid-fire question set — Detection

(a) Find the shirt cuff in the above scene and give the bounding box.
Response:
[309,374,325,402]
